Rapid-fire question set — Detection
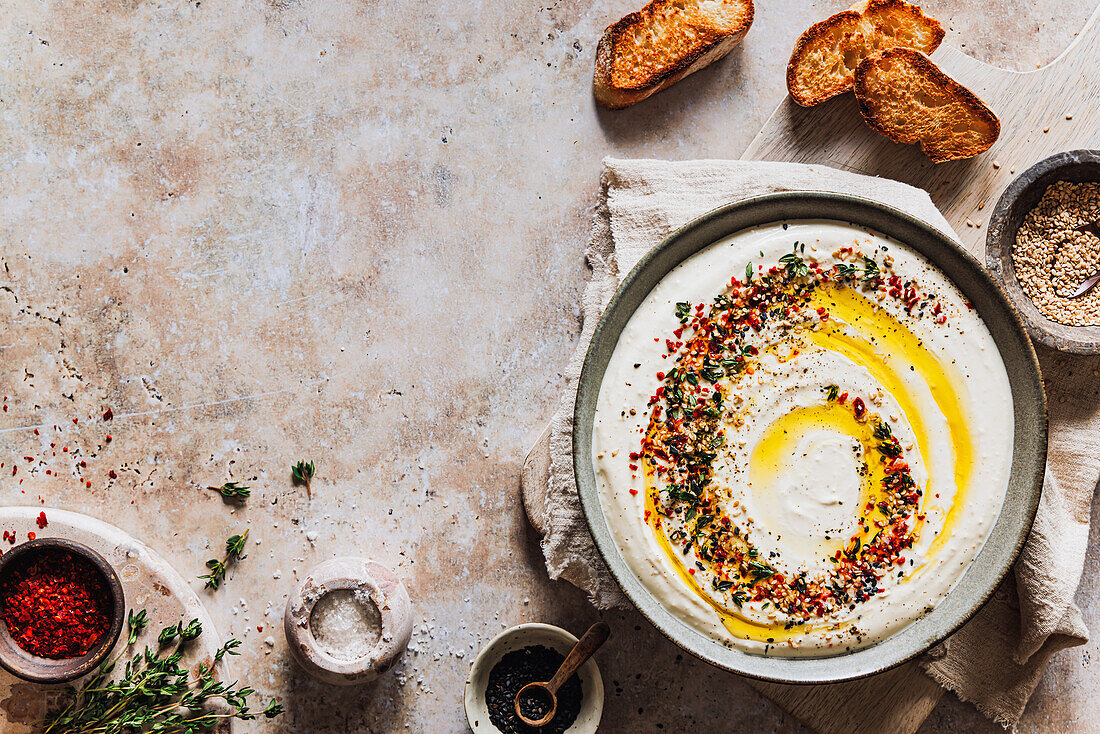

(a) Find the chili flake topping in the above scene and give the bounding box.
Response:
[640,243,941,627]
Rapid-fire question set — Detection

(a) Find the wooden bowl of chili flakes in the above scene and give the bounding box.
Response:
[0,537,125,683]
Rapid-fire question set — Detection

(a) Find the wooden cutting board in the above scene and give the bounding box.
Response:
[740,6,1100,733]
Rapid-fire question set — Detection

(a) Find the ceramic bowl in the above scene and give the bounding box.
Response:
[0,538,125,683]
[573,192,1046,684]
[465,623,604,733]
[986,149,1100,354]
[284,557,413,686]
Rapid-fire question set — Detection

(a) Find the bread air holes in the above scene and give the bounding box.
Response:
[914,90,947,108]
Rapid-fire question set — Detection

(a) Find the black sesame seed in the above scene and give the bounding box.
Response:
[485,645,582,734]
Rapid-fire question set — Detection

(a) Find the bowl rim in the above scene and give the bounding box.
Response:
[985,148,1100,354]
[282,557,413,684]
[464,622,604,733]
[572,191,1047,684]
[0,537,126,683]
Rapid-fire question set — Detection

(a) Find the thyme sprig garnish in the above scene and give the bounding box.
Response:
[832,255,882,286]
[207,481,250,500]
[292,459,315,496]
[40,609,282,734]
[779,245,810,278]
[199,530,249,591]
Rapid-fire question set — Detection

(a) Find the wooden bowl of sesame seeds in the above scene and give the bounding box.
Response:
[986,150,1100,354]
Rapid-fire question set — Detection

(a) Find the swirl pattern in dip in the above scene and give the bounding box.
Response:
[592,220,1013,655]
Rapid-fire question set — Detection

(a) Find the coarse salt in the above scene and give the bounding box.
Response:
[310,588,383,661]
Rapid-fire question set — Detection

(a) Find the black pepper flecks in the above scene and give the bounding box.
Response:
[485,644,582,734]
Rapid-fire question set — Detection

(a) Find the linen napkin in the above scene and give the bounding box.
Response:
[521,157,1098,728]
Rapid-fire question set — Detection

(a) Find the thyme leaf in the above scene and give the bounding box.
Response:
[779,251,810,278]
[292,459,315,496]
[207,481,250,500]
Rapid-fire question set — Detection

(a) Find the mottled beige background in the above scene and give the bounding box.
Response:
[0,1,1096,731]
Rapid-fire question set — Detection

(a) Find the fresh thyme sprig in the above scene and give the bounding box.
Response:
[778,242,814,277]
[207,481,250,500]
[40,610,282,734]
[199,530,249,591]
[292,459,315,496]
[833,255,882,285]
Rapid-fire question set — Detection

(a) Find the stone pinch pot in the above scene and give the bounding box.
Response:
[0,538,125,684]
[283,558,413,685]
[986,149,1100,354]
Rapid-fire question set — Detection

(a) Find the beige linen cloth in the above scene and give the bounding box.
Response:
[521,158,1099,728]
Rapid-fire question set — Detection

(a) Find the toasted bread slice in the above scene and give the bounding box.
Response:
[853,48,1000,163]
[594,0,754,109]
[786,0,943,107]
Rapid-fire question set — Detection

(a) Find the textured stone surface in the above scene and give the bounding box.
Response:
[0,1,1096,731]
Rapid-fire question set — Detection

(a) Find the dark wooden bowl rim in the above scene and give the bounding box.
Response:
[986,149,1100,354]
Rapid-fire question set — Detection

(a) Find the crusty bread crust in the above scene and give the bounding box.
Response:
[854,48,1000,163]
[786,9,864,106]
[786,0,944,107]
[594,0,754,110]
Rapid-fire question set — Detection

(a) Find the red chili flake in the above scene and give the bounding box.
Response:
[0,548,112,658]
[105,435,112,443]
[852,397,866,418]
[102,408,113,421]
[837,391,848,404]
[628,488,639,496]
[26,532,35,541]
[35,512,47,529]
[656,371,665,381]
[108,470,117,479]
[85,481,92,488]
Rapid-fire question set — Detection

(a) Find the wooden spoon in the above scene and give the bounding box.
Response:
[1067,222,1100,298]
[513,622,610,727]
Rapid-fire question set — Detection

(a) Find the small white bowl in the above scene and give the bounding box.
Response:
[464,623,604,733]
